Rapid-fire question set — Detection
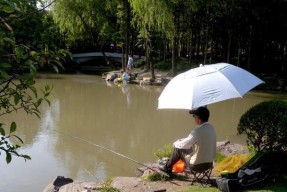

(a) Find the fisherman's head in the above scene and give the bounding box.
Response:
[189,106,209,122]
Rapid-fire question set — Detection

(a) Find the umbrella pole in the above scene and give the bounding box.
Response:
[59,132,170,178]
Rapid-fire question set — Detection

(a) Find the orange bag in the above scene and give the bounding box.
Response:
[172,160,185,173]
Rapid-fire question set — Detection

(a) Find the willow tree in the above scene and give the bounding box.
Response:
[52,0,117,64]
[129,0,173,79]
[115,0,132,70]
[130,0,198,77]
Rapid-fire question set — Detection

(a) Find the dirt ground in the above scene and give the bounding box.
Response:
[111,176,198,192]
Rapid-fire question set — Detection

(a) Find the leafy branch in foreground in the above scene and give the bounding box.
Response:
[0,0,71,163]
[0,122,31,163]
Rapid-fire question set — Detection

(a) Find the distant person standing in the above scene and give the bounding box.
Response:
[110,43,115,52]
[127,55,133,73]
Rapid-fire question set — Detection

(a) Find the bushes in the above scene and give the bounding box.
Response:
[237,100,287,152]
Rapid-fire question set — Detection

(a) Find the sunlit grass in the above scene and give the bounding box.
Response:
[179,179,287,192]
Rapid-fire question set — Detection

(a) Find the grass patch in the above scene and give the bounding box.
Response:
[179,186,220,192]
[98,178,120,192]
[143,172,170,181]
[178,178,287,192]
[153,143,173,159]
[215,152,226,163]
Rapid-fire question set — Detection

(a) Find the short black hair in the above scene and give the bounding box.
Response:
[189,107,210,122]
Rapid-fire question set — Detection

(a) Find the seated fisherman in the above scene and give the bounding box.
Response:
[122,70,130,83]
[158,106,217,174]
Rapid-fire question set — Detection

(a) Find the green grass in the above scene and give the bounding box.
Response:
[178,179,287,192]
[98,178,120,192]
[215,152,226,163]
[153,143,173,159]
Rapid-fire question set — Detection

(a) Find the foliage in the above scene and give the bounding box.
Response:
[143,172,165,181]
[40,13,66,50]
[98,178,120,192]
[0,122,31,163]
[153,143,173,160]
[154,60,172,70]
[215,152,226,163]
[133,58,145,68]
[52,0,117,49]
[129,0,174,35]
[0,0,70,163]
[237,100,287,152]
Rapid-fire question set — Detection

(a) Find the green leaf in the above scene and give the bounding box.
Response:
[35,98,42,107]
[2,5,13,13]
[45,85,51,92]
[29,63,37,74]
[0,70,10,79]
[6,152,12,164]
[30,51,38,58]
[0,63,12,68]
[10,122,16,133]
[3,21,13,31]
[15,46,24,57]
[44,91,50,97]
[51,64,59,73]
[14,94,21,105]
[31,108,40,114]
[29,86,38,98]
[3,37,15,44]
[12,135,23,144]
[45,98,51,106]
[0,127,5,136]
[23,155,31,160]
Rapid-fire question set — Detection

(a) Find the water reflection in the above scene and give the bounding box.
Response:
[1,74,286,192]
[121,84,131,106]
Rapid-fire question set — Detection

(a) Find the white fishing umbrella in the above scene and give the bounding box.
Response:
[158,63,264,110]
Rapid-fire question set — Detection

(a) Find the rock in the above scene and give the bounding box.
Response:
[111,176,189,192]
[43,177,101,192]
[111,177,143,192]
[216,141,249,156]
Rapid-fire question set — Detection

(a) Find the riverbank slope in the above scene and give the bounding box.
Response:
[43,141,249,192]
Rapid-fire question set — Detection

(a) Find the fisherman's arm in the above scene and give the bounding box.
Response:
[173,131,197,149]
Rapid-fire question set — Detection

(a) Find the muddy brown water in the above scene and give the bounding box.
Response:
[1,74,286,192]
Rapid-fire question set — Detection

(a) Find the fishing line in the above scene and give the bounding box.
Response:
[59,132,170,178]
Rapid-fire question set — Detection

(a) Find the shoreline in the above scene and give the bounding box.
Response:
[43,141,249,192]
[102,68,287,93]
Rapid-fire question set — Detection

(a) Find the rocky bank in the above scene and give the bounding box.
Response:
[43,141,249,192]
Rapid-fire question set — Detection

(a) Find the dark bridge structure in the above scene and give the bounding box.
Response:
[72,52,144,72]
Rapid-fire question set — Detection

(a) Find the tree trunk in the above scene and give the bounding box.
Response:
[172,33,176,76]
[123,0,131,70]
[163,38,167,63]
[203,25,208,65]
[145,39,150,70]
[227,29,232,63]
[247,24,253,71]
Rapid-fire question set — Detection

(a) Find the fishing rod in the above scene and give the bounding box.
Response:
[60,132,170,178]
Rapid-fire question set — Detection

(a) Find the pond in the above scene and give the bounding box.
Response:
[0,74,286,192]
